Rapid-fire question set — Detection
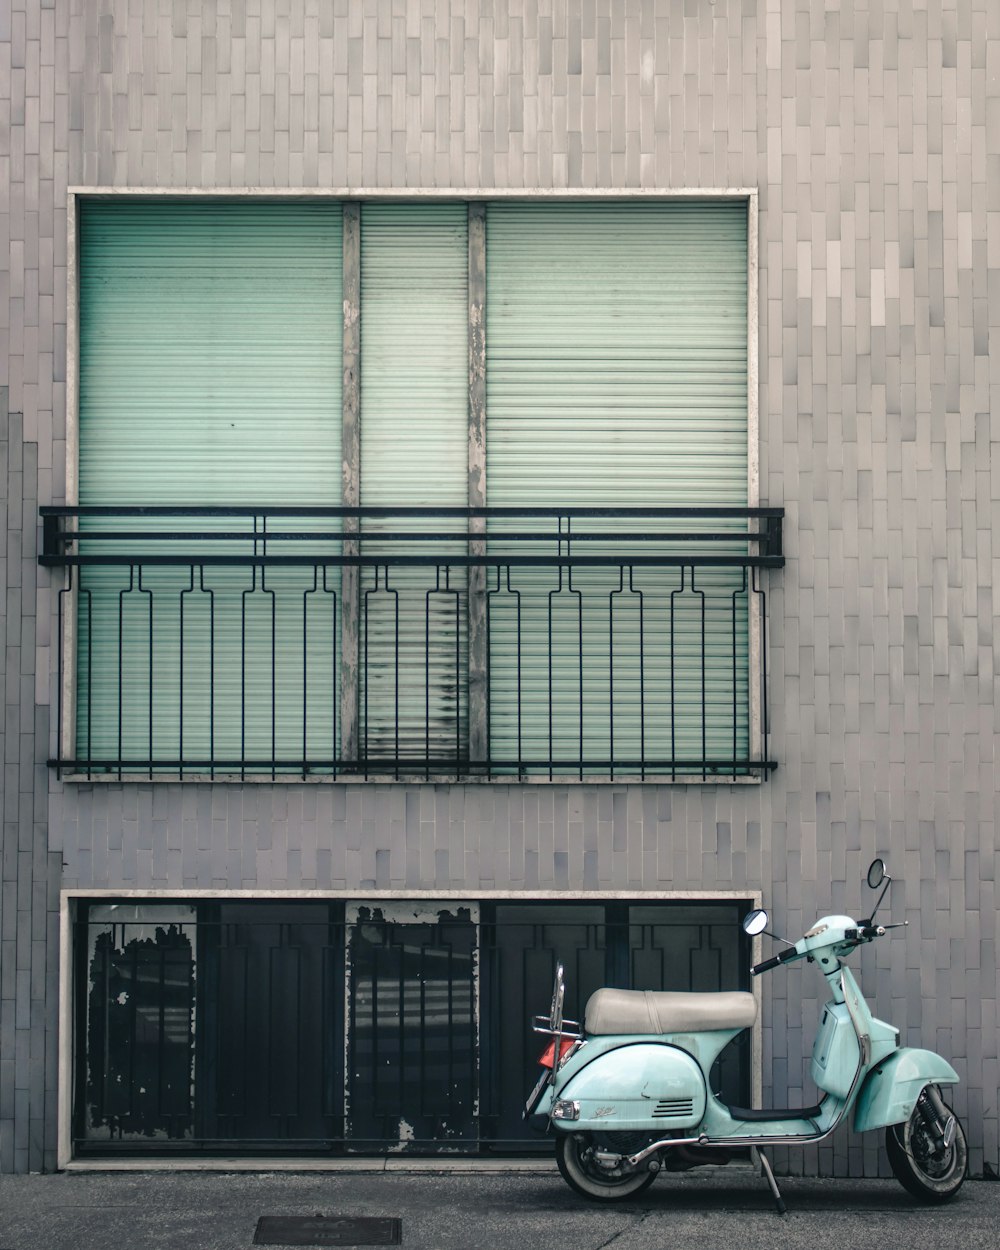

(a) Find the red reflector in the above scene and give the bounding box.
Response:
[539,1038,575,1069]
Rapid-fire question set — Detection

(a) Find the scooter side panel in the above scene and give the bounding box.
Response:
[809,1002,860,1099]
[853,1047,960,1132]
[556,1042,706,1131]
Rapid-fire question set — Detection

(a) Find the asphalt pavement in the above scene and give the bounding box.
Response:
[1,1164,998,1250]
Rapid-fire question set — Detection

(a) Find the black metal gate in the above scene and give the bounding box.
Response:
[74,897,752,1156]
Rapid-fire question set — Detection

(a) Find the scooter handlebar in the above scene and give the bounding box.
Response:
[750,947,799,977]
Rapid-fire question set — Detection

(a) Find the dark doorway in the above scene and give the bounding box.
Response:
[345,903,478,1151]
[197,902,344,1149]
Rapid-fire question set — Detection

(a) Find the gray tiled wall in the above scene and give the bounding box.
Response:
[0,0,997,1177]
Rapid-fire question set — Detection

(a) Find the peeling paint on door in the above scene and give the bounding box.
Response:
[344,901,480,1153]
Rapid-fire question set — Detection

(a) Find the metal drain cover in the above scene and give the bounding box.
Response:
[253,1215,402,1246]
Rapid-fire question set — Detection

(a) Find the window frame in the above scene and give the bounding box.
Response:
[61,187,761,783]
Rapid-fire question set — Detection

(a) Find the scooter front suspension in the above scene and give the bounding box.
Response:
[918,1086,957,1152]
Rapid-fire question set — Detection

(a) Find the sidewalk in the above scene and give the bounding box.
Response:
[2,1165,998,1250]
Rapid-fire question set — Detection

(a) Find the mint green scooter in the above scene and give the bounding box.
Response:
[525,859,967,1211]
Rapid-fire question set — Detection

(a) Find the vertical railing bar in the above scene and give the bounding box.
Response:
[609,566,620,781]
[265,518,276,781]
[695,567,706,782]
[732,567,747,775]
[240,524,255,784]
[753,567,769,767]
[634,567,645,781]
[144,567,153,780]
[485,569,493,780]
[324,567,337,779]
[513,569,522,775]
[425,573,433,783]
[453,567,460,779]
[392,569,399,781]
[179,567,191,780]
[363,571,371,780]
[547,574,554,783]
[56,571,65,779]
[84,584,92,780]
[570,522,583,782]
[547,517,565,782]
[117,567,133,783]
[207,568,215,781]
[669,567,681,783]
[304,567,316,781]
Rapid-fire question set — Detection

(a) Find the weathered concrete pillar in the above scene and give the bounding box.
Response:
[340,202,361,766]
[468,202,488,772]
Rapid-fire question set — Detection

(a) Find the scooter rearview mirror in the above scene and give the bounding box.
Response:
[742,909,769,936]
[865,857,892,923]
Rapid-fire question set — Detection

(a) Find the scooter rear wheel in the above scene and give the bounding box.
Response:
[556,1133,657,1202]
[885,1093,967,1203]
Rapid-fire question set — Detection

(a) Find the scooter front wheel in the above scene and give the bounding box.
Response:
[555,1133,657,1202]
[885,1093,967,1202]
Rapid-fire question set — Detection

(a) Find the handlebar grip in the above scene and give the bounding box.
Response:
[750,947,798,977]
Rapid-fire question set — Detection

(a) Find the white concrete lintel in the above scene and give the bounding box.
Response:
[69,186,757,201]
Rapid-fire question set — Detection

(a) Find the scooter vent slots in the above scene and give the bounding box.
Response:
[651,1098,695,1118]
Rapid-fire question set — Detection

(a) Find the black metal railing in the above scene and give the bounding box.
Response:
[40,505,784,780]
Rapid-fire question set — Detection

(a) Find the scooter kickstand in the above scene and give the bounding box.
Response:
[753,1147,787,1216]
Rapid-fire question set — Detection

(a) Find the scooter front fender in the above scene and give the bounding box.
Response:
[853,1047,959,1133]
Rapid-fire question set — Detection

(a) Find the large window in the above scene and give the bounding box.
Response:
[50,196,777,780]
[73,898,753,1156]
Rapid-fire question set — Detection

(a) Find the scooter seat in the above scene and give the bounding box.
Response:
[585,988,757,1036]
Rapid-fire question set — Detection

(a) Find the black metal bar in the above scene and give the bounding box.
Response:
[425,575,433,784]
[692,567,706,784]
[56,569,69,781]
[41,503,786,518]
[391,570,399,783]
[207,569,215,781]
[42,552,786,569]
[732,568,748,775]
[635,568,645,782]
[83,583,92,780]
[117,570,128,783]
[303,570,314,782]
[50,527,776,545]
[324,568,337,782]
[669,568,681,784]
[50,755,779,772]
[145,568,154,781]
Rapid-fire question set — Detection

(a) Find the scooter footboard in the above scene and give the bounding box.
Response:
[853,1047,959,1133]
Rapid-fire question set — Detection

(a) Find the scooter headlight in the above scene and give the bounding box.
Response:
[551,1099,581,1121]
